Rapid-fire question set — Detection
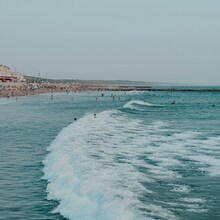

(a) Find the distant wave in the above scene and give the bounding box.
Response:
[126,91,149,95]
[123,100,160,110]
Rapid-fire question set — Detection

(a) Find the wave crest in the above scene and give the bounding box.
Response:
[123,100,159,110]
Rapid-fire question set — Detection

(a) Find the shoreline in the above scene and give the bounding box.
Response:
[1,82,220,99]
[0,82,124,99]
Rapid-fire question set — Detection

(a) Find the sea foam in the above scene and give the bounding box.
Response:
[43,107,219,219]
[43,111,144,220]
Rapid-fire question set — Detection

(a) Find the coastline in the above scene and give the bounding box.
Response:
[1,81,220,99]
[0,81,123,99]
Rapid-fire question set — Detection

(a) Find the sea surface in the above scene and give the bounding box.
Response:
[0,90,220,220]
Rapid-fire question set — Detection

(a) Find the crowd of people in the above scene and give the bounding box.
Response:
[0,81,123,98]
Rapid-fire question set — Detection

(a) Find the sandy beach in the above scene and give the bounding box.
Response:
[0,81,121,98]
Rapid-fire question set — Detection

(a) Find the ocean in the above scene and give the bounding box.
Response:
[0,90,220,220]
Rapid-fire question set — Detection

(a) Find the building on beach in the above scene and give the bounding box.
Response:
[0,64,26,82]
[0,65,11,75]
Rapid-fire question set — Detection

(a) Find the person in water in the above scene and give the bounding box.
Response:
[172,100,176,104]
[94,113,96,118]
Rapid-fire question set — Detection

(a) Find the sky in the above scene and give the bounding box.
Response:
[0,0,220,84]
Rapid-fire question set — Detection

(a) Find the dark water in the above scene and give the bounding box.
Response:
[0,91,220,219]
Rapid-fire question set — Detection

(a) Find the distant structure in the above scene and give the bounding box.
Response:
[0,65,11,75]
[0,64,26,82]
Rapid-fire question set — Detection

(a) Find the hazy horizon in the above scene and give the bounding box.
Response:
[0,0,220,85]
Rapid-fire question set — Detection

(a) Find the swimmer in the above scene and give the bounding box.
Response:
[74,118,77,121]
[172,100,176,104]
[96,97,98,102]
[94,113,96,118]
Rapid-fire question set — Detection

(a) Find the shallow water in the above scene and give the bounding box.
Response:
[0,91,220,219]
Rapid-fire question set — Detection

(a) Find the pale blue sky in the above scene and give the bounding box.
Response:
[0,0,220,84]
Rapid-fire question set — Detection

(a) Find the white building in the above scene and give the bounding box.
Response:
[0,64,26,82]
[0,65,12,75]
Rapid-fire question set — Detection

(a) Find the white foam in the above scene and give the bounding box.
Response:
[43,110,187,219]
[186,208,208,213]
[144,204,177,220]
[170,185,190,193]
[43,108,219,219]
[43,111,146,220]
[150,120,169,130]
[126,91,149,95]
[180,198,206,204]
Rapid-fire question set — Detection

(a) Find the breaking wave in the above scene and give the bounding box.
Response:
[43,109,220,220]
[123,100,160,110]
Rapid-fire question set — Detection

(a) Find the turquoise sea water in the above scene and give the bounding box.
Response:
[0,90,220,220]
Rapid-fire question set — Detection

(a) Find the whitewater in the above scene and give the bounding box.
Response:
[1,90,220,219]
